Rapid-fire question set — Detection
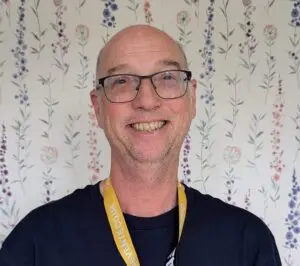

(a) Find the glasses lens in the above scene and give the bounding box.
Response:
[153,70,188,99]
[104,75,139,103]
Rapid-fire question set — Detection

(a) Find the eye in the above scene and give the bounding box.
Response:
[162,72,176,80]
[113,76,129,85]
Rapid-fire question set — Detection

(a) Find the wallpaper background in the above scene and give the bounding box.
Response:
[0,0,300,264]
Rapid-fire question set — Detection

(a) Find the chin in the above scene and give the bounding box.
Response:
[129,149,170,164]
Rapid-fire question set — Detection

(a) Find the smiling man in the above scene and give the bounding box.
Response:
[0,25,281,266]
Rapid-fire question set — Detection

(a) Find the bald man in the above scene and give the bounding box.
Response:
[0,25,281,266]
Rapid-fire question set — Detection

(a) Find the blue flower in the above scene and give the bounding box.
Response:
[111,3,118,11]
[286,231,293,240]
[294,227,300,234]
[289,200,296,209]
[103,8,111,18]
[292,8,299,18]
[23,95,29,102]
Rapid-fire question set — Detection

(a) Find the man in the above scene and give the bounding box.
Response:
[0,25,281,265]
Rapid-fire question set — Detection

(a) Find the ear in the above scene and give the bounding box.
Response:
[90,89,104,129]
[190,79,197,118]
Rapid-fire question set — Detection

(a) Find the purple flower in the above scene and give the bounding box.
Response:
[184,145,190,150]
[294,227,300,234]
[103,8,111,18]
[286,231,293,240]
[111,3,118,11]
[292,8,299,18]
[289,200,296,208]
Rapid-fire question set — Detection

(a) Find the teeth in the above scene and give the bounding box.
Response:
[131,121,166,132]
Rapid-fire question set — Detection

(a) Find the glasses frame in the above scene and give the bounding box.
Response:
[96,69,192,103]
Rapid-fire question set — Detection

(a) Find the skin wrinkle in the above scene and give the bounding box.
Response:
[96,33,188,81]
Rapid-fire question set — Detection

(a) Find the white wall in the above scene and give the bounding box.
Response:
[0,0,299,263]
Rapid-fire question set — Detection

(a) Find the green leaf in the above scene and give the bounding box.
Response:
[80,0,87,8]
[238,23,246,32]
[31,7,38,18]
[41,29,47,37]
[36,0,41,8]
[219,7,226,17]
[219,32,227,41]
[126,5,134,11]
[72,132,80,139]
[218,47,226,54]
[225,0,229,9]
[224,118,233,125]
[248,135,254,144]
[64,135,71,145]
[40,119,48,125]
[256,131,263,138]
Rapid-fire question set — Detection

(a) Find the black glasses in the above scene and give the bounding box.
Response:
[97,70,192,103]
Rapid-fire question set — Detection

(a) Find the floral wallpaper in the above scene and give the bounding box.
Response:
[0,0,300,264]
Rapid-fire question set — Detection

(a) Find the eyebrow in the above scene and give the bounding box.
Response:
[105,59,182,76]
[156,59,182,69]
[106,64,129,75]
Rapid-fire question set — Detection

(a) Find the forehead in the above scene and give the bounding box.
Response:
[98,31,185,76]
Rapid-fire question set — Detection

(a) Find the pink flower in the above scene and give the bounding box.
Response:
[273,173,280,181]
[223,146,241,165]
[242,0,252,6]
[53,0,62,6]
[263,25,278,41]
[272,111,280,120]
[88,112,96,120]
[177,11,191,26]
[40,146,58,165]
[75,24,89,42]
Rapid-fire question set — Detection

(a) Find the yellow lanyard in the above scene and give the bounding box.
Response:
[102,178,187,266]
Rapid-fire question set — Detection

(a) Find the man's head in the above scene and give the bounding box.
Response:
[91,24,196,165]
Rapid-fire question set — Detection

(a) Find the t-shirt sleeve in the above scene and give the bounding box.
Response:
[243,216,282,266]
[0,213,35,266]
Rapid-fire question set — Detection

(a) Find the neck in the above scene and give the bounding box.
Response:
[101,157,179,217]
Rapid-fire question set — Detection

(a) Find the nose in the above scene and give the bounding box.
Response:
[131,78,161,110]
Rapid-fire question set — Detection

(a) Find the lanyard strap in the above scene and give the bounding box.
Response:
[102,178,187,266]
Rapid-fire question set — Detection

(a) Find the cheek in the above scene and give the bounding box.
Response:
[103,106,128,133]
[172,98,194,120]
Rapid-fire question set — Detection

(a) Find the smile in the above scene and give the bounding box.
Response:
[130,120,167,132]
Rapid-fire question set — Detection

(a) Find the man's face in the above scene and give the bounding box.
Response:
[92,28,196,164]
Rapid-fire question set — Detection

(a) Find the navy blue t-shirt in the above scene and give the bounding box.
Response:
[0,182,281,265]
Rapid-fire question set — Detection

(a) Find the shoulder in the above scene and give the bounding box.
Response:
[0,183,102,264]
[30,182,102,227]
[183,185,281,264]
[184,185,274,237]
[3,182,101,242]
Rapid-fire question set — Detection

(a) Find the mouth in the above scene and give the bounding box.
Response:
[129,120,168,132]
